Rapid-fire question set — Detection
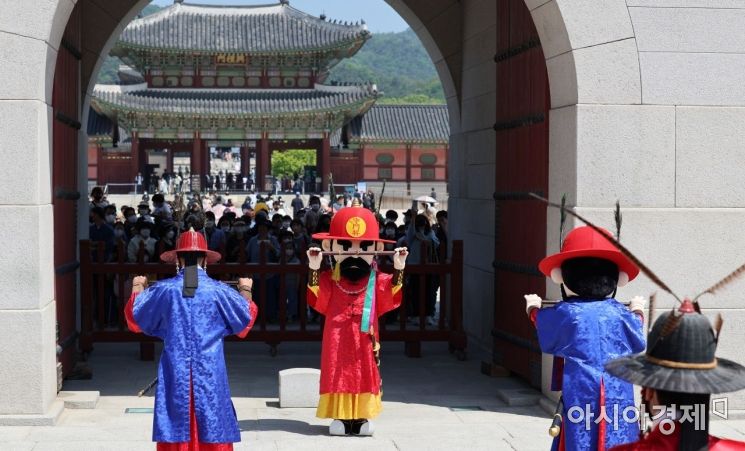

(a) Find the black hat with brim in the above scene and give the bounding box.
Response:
[605,354,745,394]
[605,300,745,394]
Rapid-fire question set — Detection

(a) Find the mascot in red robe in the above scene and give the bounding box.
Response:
[306,201,408,436]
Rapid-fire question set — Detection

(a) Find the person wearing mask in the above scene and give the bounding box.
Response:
[204,211,226,255]
[137,202,153,223]
[332,195,344,213]
[242,206,255,229]
[281,215,292,232]
[122,207,138,239]
[104,205,118,226]
[211,195,227,223]
[280,232,301,322]
[226,220,248,263]
[304,196,322,233]
[155,224,178,262]
[384,210,398,225]
[314,214,332,236]
[112,222,129,260]
[405,204,440,326]
[291,219,311,255]
[270,213,283,237]
[246,217,281,321]
[152,193,173,220]
[433,210,448,260]
[158,175,168,195]
[89,207,115,262]
[90,186,109,209]
[128,218,157,263]
[272,197,287,217]
[291,193,304,217]
[381,222,397,252]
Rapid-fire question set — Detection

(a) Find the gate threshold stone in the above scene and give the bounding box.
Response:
[279,368,320,408]
[58,391,100,409]
[496,388,542,406]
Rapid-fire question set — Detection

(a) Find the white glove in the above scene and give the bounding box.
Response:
[307,247,322,270]
[629,295,646,314]
[524,294,542,315]
[393,247,408,270]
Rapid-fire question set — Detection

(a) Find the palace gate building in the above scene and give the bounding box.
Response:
[2,0,745,423]
[86,2,449,195]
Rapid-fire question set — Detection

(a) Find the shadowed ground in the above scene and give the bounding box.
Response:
[2,342,745,450]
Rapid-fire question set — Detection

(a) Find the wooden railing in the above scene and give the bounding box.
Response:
[79,239,466,360]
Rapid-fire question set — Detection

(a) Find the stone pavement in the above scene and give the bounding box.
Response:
[3,342,745,450]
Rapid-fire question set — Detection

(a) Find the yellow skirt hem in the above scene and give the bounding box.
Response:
[316,393,383,419]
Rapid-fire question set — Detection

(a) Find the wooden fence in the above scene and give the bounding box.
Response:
[79,239,466,360]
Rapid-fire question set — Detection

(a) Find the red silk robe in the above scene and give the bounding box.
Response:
[307,271,402,419]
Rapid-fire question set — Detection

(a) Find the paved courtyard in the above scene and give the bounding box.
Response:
[3,342,745,450]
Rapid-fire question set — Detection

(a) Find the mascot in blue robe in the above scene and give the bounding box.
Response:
[126,228,257,451]
[525,226,646,451]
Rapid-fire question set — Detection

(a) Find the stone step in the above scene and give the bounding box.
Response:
[58,391,100,409]
[496,388,542,407]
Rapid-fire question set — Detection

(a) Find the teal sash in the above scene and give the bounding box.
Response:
[360,268,376,333]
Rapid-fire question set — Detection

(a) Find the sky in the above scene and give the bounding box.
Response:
[150,0,410,33]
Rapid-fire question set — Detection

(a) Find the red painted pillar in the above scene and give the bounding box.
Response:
[358,144,365,182]
[321,134,331,193]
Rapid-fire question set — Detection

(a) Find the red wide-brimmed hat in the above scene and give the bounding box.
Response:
[312,204,395,244]
[538,226,639,280]
[160,228,222,264]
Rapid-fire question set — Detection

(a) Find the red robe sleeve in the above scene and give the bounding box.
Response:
[375,272,403,317]
[125,290,142,334]
[307,271,332,316]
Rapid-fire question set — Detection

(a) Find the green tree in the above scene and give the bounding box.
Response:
[271,149,316,178]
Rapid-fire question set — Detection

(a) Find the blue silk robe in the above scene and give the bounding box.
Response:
[536,298,645,451]
[130,269,252,443]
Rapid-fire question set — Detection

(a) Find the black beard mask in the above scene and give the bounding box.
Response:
[340,257,371,281]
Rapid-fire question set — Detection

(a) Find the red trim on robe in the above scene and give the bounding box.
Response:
[157,376,234,451]
[125,291,142,333]
[236,300,257,339]
[598,378,607,451]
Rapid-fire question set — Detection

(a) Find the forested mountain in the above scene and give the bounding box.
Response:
[96,5,445,104]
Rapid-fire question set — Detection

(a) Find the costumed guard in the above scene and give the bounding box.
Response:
[525,226,647,450]
[306,200,408,436]
[606,299,745,450]
[125,228,258,451]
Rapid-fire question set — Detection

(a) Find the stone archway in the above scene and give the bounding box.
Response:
[0,0,590,422]
[9,0,745,422]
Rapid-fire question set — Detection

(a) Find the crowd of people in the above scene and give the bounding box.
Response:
[88,186,448,327]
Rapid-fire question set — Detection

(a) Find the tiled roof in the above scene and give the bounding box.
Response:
[92,85,379,115]
[347,105,450,143]
[119,2,369,53]
[87,107,114,136]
